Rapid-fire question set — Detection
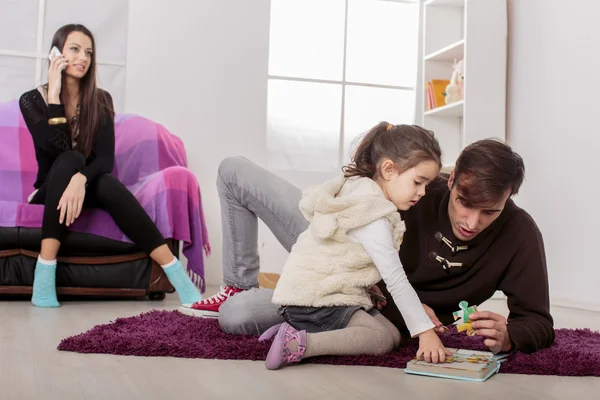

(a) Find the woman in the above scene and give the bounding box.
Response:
[19,24,201,307]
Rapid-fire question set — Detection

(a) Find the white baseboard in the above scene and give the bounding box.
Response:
[486,292,600,312]
[550,298,600,313]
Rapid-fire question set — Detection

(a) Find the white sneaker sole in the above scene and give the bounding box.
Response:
[178,305,219,318]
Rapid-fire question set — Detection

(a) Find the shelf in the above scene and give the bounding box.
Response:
[424,100,464,117]
[425,0,464,7]
[425,39,464,62]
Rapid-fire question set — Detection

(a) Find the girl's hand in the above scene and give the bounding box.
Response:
[48,54,68,103]
[422,303,448,335]
[416,329,452,363]
[58,173,86,226]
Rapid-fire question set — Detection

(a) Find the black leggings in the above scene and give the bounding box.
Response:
[30,151,166,255]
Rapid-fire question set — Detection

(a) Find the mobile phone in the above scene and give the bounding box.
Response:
[48,46,61,61]
[368,290,387,302]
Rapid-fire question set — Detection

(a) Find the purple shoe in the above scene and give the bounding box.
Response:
[259,322,307,370]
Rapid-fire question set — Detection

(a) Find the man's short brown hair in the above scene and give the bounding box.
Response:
[452,139,525,208]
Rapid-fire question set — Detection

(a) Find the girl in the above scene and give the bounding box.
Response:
[18,24,201,307]
[259,122,451,368]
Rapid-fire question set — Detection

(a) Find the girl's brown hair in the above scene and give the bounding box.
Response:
[343,122,442,179]
[45,24,114,158]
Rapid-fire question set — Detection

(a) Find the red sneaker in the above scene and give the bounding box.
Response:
[179,285,244,318]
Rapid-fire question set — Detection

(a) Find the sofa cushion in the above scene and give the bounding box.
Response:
[0,227,18,250]
[0,253,152,288]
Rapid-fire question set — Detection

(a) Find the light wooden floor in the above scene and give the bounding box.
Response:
[1,289,600,400]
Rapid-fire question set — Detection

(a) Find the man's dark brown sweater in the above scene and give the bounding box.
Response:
[380,176,554,354]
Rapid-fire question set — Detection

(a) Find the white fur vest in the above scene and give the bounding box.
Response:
[272,176,406,309]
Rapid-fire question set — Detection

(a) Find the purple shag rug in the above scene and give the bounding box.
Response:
[57,310,600,376]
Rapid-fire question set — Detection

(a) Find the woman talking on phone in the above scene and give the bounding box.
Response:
[19,24,202,308]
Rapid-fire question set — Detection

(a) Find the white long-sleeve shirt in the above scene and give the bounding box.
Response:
[348,218,435,337]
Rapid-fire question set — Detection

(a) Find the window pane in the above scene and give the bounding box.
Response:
[269,0,345,80]
[0,56,36,102]
[267,79,342,172]
[343,85,415,162]
[0,0,39,52]
[346,0,419,87]
[44,0,128,62]
[97,65,126,113]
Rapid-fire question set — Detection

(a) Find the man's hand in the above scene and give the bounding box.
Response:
[422,304,447,335]
[470,311,513,353]
[368,285,387,310]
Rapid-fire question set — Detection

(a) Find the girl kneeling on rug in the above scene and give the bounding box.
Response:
[19,24,201,307]
[260,122,452,369]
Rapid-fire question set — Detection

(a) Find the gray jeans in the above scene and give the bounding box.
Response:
[216,157,309,335]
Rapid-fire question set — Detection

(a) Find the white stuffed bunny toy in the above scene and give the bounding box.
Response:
[444,59,464,104]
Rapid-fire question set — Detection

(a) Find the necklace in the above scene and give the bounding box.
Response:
[70,104,81,125]
[70,104,81,147]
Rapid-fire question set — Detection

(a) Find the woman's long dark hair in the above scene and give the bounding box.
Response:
[45,24,114,158]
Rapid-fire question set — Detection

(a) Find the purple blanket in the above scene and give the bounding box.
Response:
[0,99,210,291]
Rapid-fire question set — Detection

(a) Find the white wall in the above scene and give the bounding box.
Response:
[124,0,600,307]
[507,0,600,310]
[125,0,271,286]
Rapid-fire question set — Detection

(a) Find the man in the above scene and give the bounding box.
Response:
[181,139,554,354]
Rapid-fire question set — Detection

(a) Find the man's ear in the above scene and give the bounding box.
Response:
[448,169,455,190]
[380,159,395,181]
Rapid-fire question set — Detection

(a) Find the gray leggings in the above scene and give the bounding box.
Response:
[305,310,401,357]
[219,289,400,356]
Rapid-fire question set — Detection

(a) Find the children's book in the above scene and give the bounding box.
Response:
[430,79,450,108]
[404,349,509,382]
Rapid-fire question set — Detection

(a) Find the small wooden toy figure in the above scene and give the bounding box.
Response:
[453,301,478,336]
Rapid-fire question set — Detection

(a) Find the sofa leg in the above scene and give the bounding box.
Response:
[149,292,166,301]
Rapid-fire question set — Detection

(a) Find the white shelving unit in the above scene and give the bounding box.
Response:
[423,99,464,117]
[424,39,464,62]
[419,0,507,167]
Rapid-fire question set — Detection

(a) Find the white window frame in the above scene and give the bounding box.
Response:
[267,0,419,168]
[0,0,126,91]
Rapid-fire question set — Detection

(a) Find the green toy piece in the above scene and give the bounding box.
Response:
[452,300,478,323]
[452,301,479,336]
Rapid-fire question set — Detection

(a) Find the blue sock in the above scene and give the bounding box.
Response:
[31,258,60,308]
[162,259,202,305]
